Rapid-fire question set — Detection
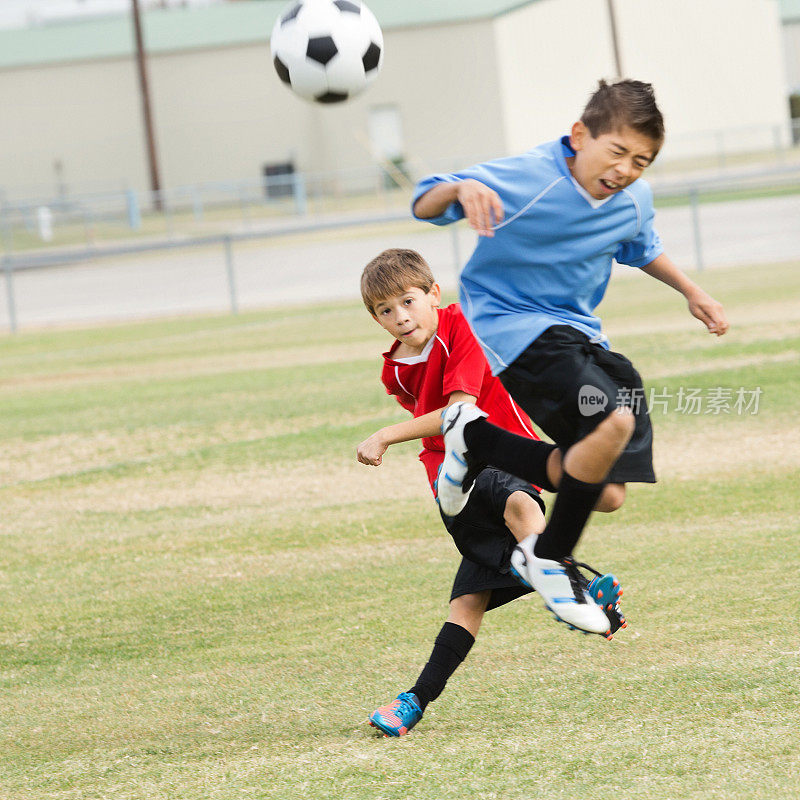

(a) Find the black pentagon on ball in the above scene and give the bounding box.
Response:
[273,55,291,84]
[280,2,302,25]
[333,0,361,12]
[362,42,381,72]
[306,35,339,66]
[316,91,349,104]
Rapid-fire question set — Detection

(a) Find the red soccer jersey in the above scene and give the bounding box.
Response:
[381,303,540,494]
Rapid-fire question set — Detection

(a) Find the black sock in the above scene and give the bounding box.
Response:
[462,418,558,492]
[408,622,475,711]
[533,470,606,561]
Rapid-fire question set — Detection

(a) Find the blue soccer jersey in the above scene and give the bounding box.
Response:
[412,136,663,375]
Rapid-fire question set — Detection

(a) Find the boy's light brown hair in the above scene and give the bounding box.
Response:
[361,248,435,316]
[581,79,665,154]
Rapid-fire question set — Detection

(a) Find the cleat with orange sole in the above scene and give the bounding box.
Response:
[368,692,423,737]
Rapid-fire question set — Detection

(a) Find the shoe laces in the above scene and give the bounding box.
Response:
[393,692,422,720]
[560,557,589,605]
[569,558,626,634]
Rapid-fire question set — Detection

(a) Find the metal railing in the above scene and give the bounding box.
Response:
[2,162,799,333]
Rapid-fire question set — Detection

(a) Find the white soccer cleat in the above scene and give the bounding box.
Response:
[435,401,488,517]
[509,534,611,636]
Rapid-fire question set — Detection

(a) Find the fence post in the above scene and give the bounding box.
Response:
[126,189,142,231]
[162,190,174,238]
[3,257,18,333]
[83,206,95,248]
[223,235,238,315]
[293,172,308,216]
[450,224,462,280]
[689,188,704,272]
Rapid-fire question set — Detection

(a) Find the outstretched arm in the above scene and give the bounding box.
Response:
[413,179,504,237]
[640,253,729,336]
[357,391,478,466]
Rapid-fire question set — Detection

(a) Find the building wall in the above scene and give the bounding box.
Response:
[784,20,800,93]
[300,20,506,182]
[0,58,148,199]
[615,0,791,157]
[0,18,505,198]
[0,0,793,200]
[147,42,320,187]
[495,0,791,161]
[494,0,618,153]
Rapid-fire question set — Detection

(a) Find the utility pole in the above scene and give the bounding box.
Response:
[131,0,163,210]
[606,0,623,79]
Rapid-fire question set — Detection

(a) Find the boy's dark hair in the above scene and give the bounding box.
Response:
[361,248,435,315]
[581,79,665,153]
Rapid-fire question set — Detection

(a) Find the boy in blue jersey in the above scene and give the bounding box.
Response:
[412,80,729,632]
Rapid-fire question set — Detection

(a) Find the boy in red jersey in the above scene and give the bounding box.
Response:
[357,249,624,737]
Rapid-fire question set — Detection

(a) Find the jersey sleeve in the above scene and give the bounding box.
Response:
[615,182,665,268]
[411,155,521,226]
[441,311,488,399]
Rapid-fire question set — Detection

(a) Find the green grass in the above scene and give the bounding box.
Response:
[1,262,799,799]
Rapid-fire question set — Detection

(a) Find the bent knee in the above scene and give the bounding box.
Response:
[504,490,538,516]
[450,592,488,613]
[504,490,545,528]
[596,483,626,512]
[600,406,635,441]
[448,592,490,633]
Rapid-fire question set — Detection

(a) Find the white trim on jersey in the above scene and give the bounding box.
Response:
[394,365,412,398]
[508,396,536,440]
[568,173,614,210]
[459,279,508,371]
[621,186,643,237]
[391,333,437,366]
[492,176,566,231]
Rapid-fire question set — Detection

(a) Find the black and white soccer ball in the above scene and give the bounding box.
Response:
[271,0,384,104]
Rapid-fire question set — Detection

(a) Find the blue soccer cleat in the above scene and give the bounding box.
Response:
[369,692,423,737]
[582,564,627,640]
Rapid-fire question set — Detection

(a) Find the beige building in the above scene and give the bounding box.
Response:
[0,0,791,200]
[782,0,800,92]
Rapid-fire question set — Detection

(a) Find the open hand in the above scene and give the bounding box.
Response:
[456,179,504,237]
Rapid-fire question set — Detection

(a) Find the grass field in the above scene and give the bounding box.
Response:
[2,261,799,799]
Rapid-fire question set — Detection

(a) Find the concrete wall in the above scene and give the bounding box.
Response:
[300,19,506,182]
[148,42,321,186]
[0,19,505,198]
[0,58,148,199]
[783,20,800,93]
[494,0,618,153]
[614,0,791,157]
[0,0,792,200]
[495,0,791,160]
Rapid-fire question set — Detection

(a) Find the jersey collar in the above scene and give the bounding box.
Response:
[383,332,437,365]
[558,134,615,210]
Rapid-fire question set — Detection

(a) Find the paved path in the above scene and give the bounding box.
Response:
[1,193,798,330]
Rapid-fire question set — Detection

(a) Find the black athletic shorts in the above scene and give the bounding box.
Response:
[442,466,544,611]
[498,325,656,484]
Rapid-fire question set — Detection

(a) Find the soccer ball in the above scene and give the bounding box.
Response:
[271,0,384,104]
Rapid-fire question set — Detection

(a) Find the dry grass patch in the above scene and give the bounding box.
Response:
[0,411,395,486]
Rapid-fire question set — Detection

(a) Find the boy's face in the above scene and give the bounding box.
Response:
[568,121,657,200]
[373,284,441,354]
